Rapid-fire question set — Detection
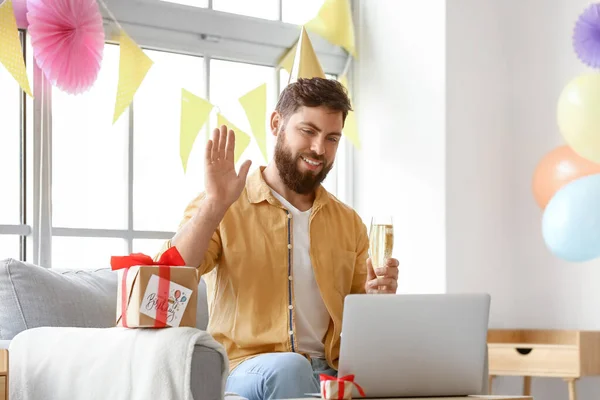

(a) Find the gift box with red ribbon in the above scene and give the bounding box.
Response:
[320,374,365,400]
[110,246,198,328]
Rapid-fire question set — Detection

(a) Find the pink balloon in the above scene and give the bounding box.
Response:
[27,0,105,95]
[13,0,28,29]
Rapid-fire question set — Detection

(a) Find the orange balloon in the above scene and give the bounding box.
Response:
[532,145,600,209]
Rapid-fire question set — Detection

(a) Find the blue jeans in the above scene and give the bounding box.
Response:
[226,353,338,400]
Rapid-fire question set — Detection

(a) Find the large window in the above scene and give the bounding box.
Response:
[50,45,209,270]
[209,59,276,166]
[0,59,21,232]
[133,50,206,233]
[282,0,325,25]
[161,0,324,24]
[0,31,32,262]
[213,0,279,20]
[52,45,128,232]
[0,0,351,268]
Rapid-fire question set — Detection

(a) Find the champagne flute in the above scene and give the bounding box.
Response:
[369,215,394,290]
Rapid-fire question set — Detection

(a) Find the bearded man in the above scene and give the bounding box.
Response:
[158,77,399,400]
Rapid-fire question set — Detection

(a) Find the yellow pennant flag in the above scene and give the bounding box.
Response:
[305,0,356,57]
[180,89,214,173]
[217,113,251,164]
[278,41,297,74]
[339,75,360,149]
[0,0,32,97]
[239,83,268,163]
[113,30,153,123]
[288,27,325,84]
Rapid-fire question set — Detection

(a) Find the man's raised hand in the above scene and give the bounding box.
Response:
[204,125,252,209]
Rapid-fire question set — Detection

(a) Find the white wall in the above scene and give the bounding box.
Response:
[356,0,600,398]
[445,0,516,327]
[504,0,600,331]
[448,0,600,397]
[353,0,447,294]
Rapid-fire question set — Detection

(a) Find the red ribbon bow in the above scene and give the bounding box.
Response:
[110,247,186,328]
[320,374,366,399]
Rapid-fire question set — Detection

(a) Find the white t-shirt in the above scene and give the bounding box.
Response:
[270,189,331,358]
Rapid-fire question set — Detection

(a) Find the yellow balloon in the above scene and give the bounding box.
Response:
[557,73,600,163]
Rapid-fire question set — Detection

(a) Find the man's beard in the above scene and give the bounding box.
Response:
[274,129,334,195]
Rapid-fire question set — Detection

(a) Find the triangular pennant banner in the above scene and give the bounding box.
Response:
[180,88,214,172]
[217,113,251,164]
[289,27,325,84]
[239,83,268,163]
[339,75,360,149]
[305,0,356,57]
[0,0,32,97]
[278,41,297,74]
[113,30,153,123]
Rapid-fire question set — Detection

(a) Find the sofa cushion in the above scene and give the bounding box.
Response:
[0,258,117,340]
[0,258,210,341]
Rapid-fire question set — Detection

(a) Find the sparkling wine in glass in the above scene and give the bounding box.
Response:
[369,216,394,280]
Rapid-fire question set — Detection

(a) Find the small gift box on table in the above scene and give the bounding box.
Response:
[110,247,198,328]
[320,374,365,400]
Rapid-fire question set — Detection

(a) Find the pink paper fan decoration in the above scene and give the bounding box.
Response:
[13,0,29,29]
[27,0,105,95]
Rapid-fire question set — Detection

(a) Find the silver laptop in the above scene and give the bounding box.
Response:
[337,293,491,398]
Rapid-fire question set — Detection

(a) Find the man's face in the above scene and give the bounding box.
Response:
[273,106,343,194]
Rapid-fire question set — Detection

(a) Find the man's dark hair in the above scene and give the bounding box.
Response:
[275,77,353,125]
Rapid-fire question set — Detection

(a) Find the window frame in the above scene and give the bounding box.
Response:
[0,30,31,261]
[0,0,356,267]
[107,0,347,72]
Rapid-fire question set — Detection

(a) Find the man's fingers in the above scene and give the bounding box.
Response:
[366,258,376,280]
[371,277,397,291]
[375,266,399,280]
[205,139,214,166]
[225,129,236,160]
[367,277,396,289]
[211,128,220,162]
[218,125,227,160]
[386,258,400,268]
[366,277,397,294]
[237,160,252,183]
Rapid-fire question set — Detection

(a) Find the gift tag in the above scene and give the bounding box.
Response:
[140,274,193,327]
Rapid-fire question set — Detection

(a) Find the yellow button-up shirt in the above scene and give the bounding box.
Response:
[160,167,369,371]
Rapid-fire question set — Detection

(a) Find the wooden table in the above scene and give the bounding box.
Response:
[488,329,600,400]
[0,350,7,400]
